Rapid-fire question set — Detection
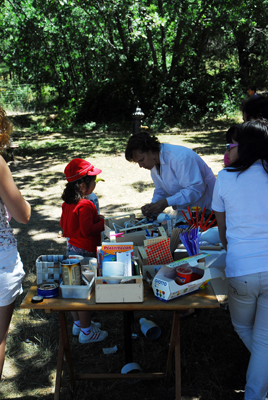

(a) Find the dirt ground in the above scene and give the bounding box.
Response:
[1,124,249,400]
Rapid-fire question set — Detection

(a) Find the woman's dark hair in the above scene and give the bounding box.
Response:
[226,120,268,175]
[242,97,268,121]
[125,132,161,162]
[62,175,96,204]
[226,125,238,143]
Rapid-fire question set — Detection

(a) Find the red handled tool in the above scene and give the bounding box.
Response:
[181,205,217,231]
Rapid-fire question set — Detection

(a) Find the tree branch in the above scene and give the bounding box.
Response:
[168,0,214,80]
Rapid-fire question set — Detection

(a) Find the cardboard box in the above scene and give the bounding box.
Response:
[116,225,167,248]
[152,253,225,302]
[95,276,143,303]
[137,236,173,266]
[104,213,135,230]
[174,248,228,299]
[104,213,153,244]
[116,230,147,247]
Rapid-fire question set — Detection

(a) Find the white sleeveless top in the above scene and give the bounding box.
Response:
[0,198,16,252]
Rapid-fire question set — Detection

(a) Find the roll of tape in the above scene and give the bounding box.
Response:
[37,283,59,298]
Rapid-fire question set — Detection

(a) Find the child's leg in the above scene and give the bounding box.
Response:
[71,311,102,336]
[0,301,15,380]
[77,311,92,328]
[78,311,108,343]
[71,311,108,343]
[71,311,80,323]
[71,311,92,328]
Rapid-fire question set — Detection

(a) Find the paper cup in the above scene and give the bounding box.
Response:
[176,266,192,284]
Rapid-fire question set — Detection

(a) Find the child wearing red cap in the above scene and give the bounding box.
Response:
[61,158,108,343]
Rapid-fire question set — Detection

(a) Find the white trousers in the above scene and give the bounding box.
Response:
[0,247,24,307]
[228,272,268,400]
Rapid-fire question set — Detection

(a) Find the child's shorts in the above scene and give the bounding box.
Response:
[67,244,96,258]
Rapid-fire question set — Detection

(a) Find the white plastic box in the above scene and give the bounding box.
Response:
[60,273,95,299]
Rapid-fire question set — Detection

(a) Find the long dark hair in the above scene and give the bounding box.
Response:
[125,132,161,162]
[226,120,268,175]
[62,175,95,204]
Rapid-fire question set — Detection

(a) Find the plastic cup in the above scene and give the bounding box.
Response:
[175,266,192,284]
[121,362,142,383]
[121,362,142,374]
[139,318,161,340]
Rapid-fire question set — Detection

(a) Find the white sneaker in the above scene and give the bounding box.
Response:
[78,326,108,343]
[72,321,101,336]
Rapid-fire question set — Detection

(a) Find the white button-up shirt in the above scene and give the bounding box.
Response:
[151,143,216,212]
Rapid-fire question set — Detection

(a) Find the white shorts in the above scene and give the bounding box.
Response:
[0,247,25,307]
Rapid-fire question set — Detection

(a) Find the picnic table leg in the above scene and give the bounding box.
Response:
[57,312,75,395]
[165,310,181,400]
[54,332,64,400]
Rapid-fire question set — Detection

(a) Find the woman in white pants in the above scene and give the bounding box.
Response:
[212,120,268,400]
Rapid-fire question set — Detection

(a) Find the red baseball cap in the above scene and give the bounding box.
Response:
[64,158,102,182]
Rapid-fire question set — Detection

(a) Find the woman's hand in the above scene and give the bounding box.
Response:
[141,204,152,215]
[141,199,168,216]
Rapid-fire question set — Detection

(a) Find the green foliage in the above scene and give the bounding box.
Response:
[0,80,59,111]
[1,0,268,124]
[0,83,34,111]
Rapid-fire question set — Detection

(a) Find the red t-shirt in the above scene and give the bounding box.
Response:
[60,199,104,253]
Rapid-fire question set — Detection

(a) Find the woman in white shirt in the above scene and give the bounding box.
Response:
[212,120,268,400]
[0,107,31,379]
[125,132,216,216]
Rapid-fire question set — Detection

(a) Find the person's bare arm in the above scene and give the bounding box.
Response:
[214,211,227,251]
[0,156,31,224]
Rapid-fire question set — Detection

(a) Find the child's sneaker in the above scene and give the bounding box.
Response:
[72,321,101,336]
[78,326,108,343]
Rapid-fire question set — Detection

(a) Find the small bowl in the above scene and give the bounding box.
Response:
[102,261,124,284]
